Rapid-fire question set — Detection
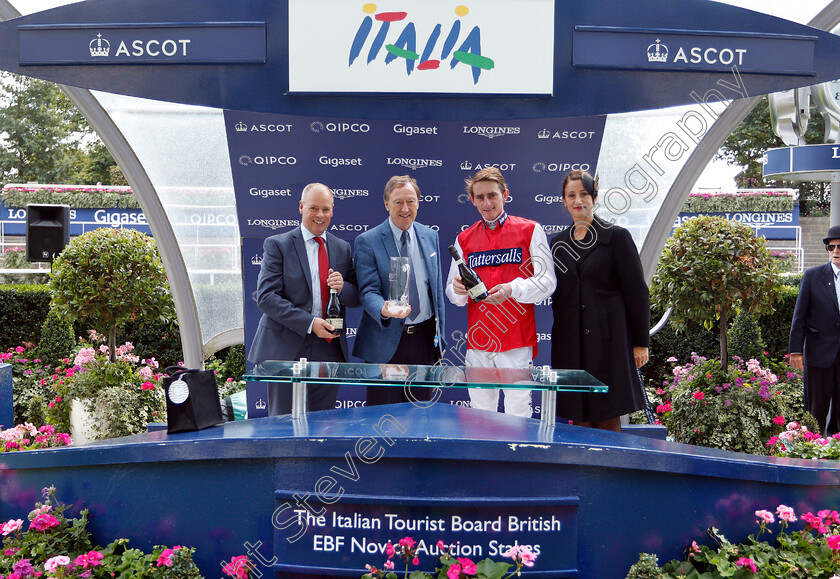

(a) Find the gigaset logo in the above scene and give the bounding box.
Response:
[349,4,495,84]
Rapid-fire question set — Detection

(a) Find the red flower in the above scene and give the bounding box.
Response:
[693,391,704,401]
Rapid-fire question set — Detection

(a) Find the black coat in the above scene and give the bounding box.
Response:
[550,217,650,422]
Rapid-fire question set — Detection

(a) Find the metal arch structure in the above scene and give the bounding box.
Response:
[639,1,840,282]
[0,1,204,369]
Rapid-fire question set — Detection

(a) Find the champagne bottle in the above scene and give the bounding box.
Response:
[448,245,489,302]
[325,288,343,336]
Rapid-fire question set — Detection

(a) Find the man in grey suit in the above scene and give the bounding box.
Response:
[790,224,840,435]
[353,175,447,406]
[248,183,360,414]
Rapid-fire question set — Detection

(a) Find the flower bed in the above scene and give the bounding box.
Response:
[680,190,796,213]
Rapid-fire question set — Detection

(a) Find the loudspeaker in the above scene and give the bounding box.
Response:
[26,204,70,262]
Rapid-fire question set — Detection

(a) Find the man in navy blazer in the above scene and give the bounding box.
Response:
[789,225,840,435]
[353,175,447,406]
[248,183,360,414]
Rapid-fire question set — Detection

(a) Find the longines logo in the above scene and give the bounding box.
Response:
[537,129,597,140]
[460,161,516,171]
[386,158,443,170]
[311,121,371,133]
[246,219,299,230]
[236,123,292,133]
[239,155,297,166]
[332,189,369,200]
[251,254,263,266]
[532,162,591,173]
[462,126,521,139]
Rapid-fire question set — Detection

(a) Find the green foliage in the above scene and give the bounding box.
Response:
[0,487,204,578]
[650,216,781,370]
[0,284,51,349]
[681,192,794,213]
[727,311,767,364]
[657,355,817,455]
[49,228,175,360]
[626,553,663,579]
[0,72,119,188]
[0,246,49,284]
[635,510,840,579]
[2,184,139,209]
[120,319,183,369]
[34,309,75,367]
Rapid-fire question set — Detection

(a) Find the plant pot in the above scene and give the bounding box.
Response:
[69,398,107,444]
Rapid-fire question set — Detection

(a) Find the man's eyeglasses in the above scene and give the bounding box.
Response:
[827,244,840,251]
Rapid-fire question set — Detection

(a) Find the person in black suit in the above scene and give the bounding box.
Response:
[789,225,840,435]
[247,183,359,414]
[550,170,650,432]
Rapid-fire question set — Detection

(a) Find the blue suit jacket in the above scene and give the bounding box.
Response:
[352,218,447,363]
[248,227,360,364]
[789,263,840,368]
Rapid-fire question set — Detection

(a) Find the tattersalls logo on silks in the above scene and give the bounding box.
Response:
[350,4,494,84]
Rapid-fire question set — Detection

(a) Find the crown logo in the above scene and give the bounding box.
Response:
[251,254,262,266]
[647,38,668,63]
[460,160,473,171]
[538,129,550,139]
[89,33,110,57]
[255,399,267,410]
[235,122,248,132]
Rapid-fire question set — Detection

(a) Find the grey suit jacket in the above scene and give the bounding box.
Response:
[248,227,360,364]
[352,218,447,363]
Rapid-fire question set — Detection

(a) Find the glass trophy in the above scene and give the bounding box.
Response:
[387,256,411,316]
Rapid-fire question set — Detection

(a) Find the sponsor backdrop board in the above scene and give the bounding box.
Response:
[227,112,606,415]
[674,205,800,240]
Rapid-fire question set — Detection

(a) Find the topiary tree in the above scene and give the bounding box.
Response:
[34,308,75,366]
[49,228,175,362]
[650,215,780,373]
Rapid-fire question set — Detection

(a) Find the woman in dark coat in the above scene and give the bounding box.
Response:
[550,170,650,432]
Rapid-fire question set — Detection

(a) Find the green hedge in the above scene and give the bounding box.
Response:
[680,192,795,213]
[2,186,140,209]
[0,285,52,348]
[0,285,183,365]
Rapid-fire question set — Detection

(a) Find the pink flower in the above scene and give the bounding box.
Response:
[502,545,520,558]
[398,537,416,549]
[773,416,785,425]
[222,555,250,578]
[2,519,22,535]
[766,436,779,447]
[666,356,678,362]
[735,557,757,573]
[412,557,419,566]
[29,513,59,532]
[693,391,704,401]
[458,557,477,574]
[519,546,537,567]
[755,510,774,524]
[776,505,797,523]
[141,382,155,391]
[385,542,395,557]
[447,564,462,579]
[156,548,175,567]
[43,556,70,572]
[384,560,394,570]
[828,535,840,550]
[436,540,446,550]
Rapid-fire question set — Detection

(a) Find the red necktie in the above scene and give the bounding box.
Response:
[314,237,329,317]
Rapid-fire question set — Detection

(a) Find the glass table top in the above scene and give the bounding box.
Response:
[245,361,607,393]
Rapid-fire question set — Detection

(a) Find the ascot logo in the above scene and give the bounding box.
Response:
[251,254,263,266]
[235,122,248,132]
[348,4,495,84]
[89,34,110,57]
[646,36,747,66]
[647,39,669,63]
[538,129,550,139]
[461,161,516,171]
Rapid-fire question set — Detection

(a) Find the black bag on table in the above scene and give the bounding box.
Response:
[163,365,224,433]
